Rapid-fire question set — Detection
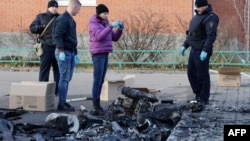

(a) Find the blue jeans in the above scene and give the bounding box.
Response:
[92,53,109,100]
[55,50,75,104]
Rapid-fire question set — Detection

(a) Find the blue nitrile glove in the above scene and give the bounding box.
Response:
[74,55,80,65]
[111,21,120,27]
[200,51,208,61]
[180,46,186,56]
[118,22,124,30]
[59,52,65,61]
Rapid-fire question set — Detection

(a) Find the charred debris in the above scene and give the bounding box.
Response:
[0,86,205,141]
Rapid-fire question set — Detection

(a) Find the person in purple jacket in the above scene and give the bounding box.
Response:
[89,4,123,114]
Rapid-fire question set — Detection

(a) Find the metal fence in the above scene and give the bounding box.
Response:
[0,48,249,68]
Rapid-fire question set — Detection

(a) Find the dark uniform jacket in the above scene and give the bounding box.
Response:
[183,5,219,55]
[30,11,59,46]
[52,10,78,54]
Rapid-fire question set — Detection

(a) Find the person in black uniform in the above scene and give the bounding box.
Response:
[30,0,60,95]
[180,0,219,105]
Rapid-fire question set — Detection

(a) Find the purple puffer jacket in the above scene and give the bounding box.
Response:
[89,14,123,54]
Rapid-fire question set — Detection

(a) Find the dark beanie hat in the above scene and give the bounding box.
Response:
[195,0,208,7]
[96,4,109,15]
[48,0,58,8]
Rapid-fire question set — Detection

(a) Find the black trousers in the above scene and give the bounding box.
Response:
[39,44,59,94]
[187,48,210,101]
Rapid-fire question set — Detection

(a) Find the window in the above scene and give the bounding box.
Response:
[56,0,96,6]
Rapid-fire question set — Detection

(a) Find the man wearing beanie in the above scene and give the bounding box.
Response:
[180,0,219,108]
[88,4,124,115]
[48,0,58,8]
[30,0,60,96]
[195,0,208,8]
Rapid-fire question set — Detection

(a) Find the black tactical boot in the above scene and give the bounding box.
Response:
[92,99,104,115]
[57,103,75,111]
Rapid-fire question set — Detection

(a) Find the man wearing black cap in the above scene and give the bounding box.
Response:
[30,0,60,96]
[180,0,219,106]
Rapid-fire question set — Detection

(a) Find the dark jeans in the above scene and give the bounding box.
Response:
[55,50,75,104]
[92,53,109,100]
[39,44,59,94]
[187,48,210,101]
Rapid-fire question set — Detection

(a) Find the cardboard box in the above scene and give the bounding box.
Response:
[100,74,135,101]
[218,67,241,87]
[20,81,56,96]
[9,81,56,111]
[9,95,55,111]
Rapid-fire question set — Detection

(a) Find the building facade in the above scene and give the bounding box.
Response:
[0,0,197,33]
[0,0,247,48]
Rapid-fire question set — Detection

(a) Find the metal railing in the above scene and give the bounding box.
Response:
[0,48,249,68]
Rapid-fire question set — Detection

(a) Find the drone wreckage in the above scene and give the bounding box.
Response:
[0,86,202,141]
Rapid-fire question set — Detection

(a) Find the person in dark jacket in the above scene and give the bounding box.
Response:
[180,0,219,105]
[89,4,123,114]
[30,0,60,95]
[53,0,82,111]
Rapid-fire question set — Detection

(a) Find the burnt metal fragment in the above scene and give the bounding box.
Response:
[0,119,14,141]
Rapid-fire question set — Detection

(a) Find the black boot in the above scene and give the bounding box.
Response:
[92,99,104,115]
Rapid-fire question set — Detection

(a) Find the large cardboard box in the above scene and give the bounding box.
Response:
[9,81,56,111]
[218,67,241,87]
[100,74,135,101]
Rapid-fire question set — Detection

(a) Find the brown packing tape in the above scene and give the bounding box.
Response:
[218,67,241,75]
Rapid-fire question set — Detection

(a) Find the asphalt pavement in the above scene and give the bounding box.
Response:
[0,68,250,141]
